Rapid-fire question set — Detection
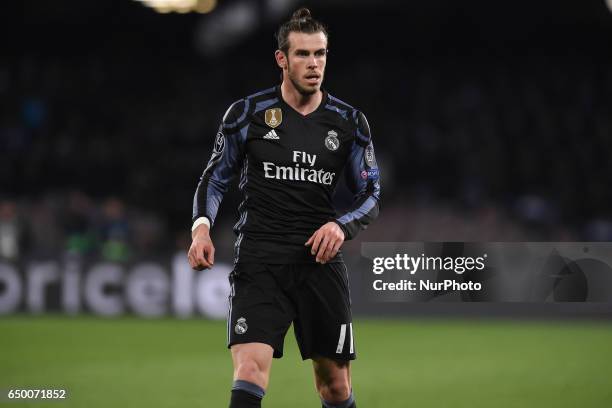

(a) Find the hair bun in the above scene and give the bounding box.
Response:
[291,7,312,21]
[276,7,327,52]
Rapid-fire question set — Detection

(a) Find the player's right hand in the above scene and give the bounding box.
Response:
[188,225,215,270]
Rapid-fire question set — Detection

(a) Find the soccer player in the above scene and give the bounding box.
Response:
[188,8,380,408]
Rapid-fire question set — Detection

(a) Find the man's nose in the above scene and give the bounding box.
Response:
[307,55,318,68]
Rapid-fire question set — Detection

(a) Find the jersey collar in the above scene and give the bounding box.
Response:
[276,84,328,118]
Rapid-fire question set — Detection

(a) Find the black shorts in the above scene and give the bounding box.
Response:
[226,262,356,361]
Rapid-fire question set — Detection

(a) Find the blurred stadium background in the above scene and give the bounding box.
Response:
[1,0,612,407]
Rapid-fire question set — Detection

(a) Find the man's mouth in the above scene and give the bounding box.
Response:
[305,73,321,83]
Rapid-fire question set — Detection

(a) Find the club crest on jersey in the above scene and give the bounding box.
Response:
[235,317,248,334]
[325,130,340,151]
[265,108,282,128]
[213,131,225,154]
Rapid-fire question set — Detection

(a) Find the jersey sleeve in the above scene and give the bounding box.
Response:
[334,111,381,240]
[192,100,248,226]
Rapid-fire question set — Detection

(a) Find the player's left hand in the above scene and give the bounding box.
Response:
[305,222,345,263]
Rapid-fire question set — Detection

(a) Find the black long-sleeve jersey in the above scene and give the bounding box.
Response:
[193,85,381,264]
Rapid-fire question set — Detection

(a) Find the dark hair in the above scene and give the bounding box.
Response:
[276,8,328,54]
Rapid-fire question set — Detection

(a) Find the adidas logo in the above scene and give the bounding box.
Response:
[263,129,279,140]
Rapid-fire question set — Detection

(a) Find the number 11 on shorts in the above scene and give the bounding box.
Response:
[336,323,354,354]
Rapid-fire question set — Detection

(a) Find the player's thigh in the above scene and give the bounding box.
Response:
[228,263,295,358]
[293,262,355,361]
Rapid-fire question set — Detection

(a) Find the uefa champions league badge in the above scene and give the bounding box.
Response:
[325,130,340,151]
[265,108,282,128]
[234,317,248,334]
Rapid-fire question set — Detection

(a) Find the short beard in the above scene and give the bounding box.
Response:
[287,63,318,96]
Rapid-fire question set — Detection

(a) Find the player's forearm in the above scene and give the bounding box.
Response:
[192,175,226,226]
[334,194,380,240]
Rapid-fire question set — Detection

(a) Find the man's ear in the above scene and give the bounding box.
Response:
[275,50,287,69]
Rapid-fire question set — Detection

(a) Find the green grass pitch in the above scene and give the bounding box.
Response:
[1,316,611,407]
